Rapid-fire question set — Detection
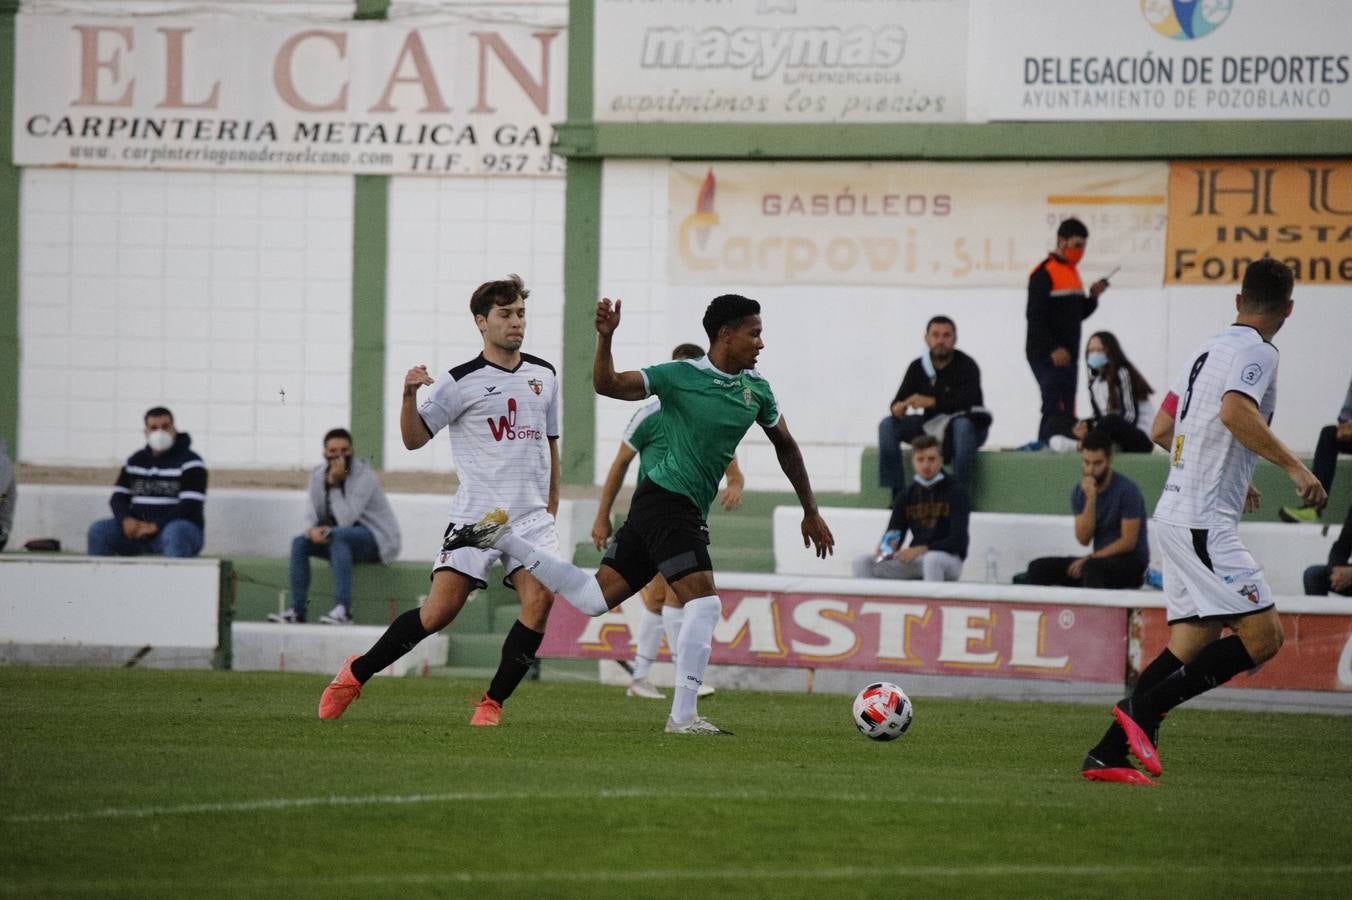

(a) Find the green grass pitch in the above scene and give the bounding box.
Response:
[2,666,1350,899]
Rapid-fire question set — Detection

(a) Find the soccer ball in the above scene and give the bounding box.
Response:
[852,682,913,741]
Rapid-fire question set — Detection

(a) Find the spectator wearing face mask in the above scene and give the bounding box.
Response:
[87,407,207,558]
[268,428,401,625]
[1070,331,1156,454]
[1021,217,1110,450]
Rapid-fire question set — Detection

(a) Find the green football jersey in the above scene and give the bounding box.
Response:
[640,356,779,516]
[622,399,666,486]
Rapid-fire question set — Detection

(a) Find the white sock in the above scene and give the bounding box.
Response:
[496,532,608,616]
[661,605,685,673]
[631,608,664,680]
[670,595,720,723]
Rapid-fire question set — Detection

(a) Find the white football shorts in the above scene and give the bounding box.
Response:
[1154,520,1274,623]
[431,509,560,589]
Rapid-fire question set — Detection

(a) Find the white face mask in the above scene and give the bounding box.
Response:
[914,471,944,487]
[147,429,174,453]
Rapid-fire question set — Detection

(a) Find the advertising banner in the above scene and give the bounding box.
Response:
[1165,159,1352,284]
[1139,609,1352,692]
[13,12,567,176]
[976,0,1352,122]
[668,161,1167,287]
[539,589,1129,683]
[593,0,968,123]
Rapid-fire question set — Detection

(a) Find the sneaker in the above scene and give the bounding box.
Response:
[1014,440,1046,452]
[470,694,502,727]
[1080,752,1157,786]
[697,683,716,698]
[443,507,511,552]
[318,655,363,720]
[266,609,304,624]
[1112,699,1162,777]
[318,606,353,625]
[664,715,732,735]
[626,677,666,699]
[1279,505,1320,524]
[1047,435,1078,453]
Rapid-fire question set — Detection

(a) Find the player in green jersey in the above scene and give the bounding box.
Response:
[446,294,835,734]
[592,342,745,700]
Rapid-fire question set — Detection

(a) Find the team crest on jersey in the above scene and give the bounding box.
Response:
[742,386,752,407]
[1237,583,1260,604]
[527,378,543,395]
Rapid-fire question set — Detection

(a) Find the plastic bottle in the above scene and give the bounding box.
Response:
[985,546,1000,583]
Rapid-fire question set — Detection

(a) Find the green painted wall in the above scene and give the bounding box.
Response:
[0,1,19,454]
[554,121,1352,161]
[349,0,390,465]
[559,0,598,484]
[350,176,388,467]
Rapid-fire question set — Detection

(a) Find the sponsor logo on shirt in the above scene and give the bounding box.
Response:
[487,397,543,442]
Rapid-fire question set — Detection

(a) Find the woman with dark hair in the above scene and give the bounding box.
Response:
[1072,331,1155,453]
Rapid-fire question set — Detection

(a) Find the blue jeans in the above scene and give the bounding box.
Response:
[1304,564,1352,596]
[1028,356,1079,443]
[878,414,988,494]
[290,525,380,615]
[87,517,204,558]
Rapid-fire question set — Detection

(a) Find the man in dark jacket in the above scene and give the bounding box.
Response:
[87,407,207,557]
[878,315,990,495]
[861,435,970,581]
[1025,217,1110,446]
[1303,503,1352,596]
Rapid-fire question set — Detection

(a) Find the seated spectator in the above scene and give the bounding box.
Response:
[878,315,991,496]
[0,437,14,552]
[1282,374,1352,523]
[1067,331,1155,454]
[268,428,401,625]
[1022,431,1148,589]
[87,407,206,558]
[857,435,970,582]
[1303,503,1352,596]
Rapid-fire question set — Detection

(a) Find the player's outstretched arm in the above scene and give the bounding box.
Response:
[1219,392,1327,510]
[401,365,435,450]
[764,417,834,558]
[593,443,637,548]
[593,297,647,400]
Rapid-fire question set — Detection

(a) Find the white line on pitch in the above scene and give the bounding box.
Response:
[4,788,1076,824]
[3,863,1351,894]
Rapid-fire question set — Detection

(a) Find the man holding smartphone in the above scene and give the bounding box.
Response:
[269,428,402,624]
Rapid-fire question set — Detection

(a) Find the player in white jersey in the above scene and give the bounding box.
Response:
[1081,258,1326,786]
[319,275,562,727]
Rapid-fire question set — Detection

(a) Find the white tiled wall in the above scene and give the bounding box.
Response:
[596,160,1352,493]
[382,175,566,473]
[19,168,354,468]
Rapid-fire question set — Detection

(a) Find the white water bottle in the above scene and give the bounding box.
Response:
[985,547,999,583]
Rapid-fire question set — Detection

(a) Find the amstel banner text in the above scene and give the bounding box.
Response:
[539,589,1128,683]
[13,12,567,177]
[668,161,1167,287]
[1165,159,1352,284]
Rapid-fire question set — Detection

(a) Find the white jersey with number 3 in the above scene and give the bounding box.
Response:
[1154,324,1278,529]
